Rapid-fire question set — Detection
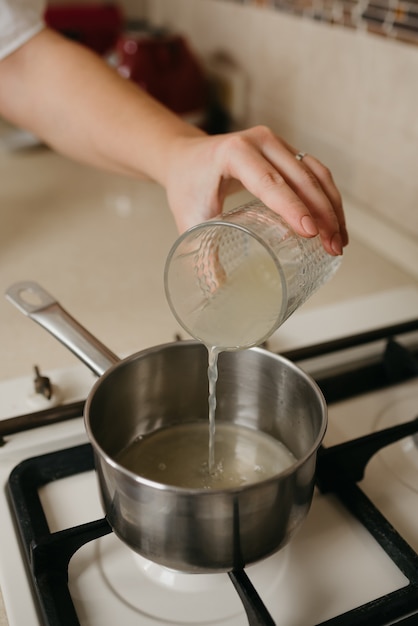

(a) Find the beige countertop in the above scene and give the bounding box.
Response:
[1,146,416,382]
[0,145,417,625]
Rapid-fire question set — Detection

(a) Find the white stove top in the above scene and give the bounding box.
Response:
[28,390,418,626]
[0,289,417,625]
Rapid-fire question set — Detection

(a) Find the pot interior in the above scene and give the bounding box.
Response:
[85,341,326,475]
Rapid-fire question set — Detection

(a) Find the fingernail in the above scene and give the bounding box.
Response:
[331,232,343,255]
[301,215,318,236]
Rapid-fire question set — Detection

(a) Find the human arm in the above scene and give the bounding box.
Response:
[0,27,347,254]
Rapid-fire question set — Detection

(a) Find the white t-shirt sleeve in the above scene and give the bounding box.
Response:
[0,0,46,60]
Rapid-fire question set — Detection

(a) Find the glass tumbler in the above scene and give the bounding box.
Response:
[164,200,342,350]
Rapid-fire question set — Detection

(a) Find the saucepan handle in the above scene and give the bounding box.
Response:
[5,281,120,377]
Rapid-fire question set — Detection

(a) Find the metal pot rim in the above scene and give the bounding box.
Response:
[84,340,328,494]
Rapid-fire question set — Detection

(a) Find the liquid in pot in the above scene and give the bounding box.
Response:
[116,422,296,489]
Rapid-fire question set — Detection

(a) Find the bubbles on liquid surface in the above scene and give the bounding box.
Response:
[116,422,296,490]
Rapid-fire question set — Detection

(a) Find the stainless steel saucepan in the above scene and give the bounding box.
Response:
[6,281,327,575]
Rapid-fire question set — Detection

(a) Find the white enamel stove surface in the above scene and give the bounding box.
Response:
[0,288,418,626]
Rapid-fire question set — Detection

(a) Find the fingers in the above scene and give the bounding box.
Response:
[300,153,349,247]
[275,148,346,255]
[217,126,347,256]
[218,132,322,236]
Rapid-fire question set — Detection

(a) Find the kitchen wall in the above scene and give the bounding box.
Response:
[119,0,418,272]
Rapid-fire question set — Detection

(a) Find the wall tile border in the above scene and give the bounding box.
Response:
[216,0,418,46]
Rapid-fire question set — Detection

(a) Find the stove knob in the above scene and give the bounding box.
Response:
[26,365,62,410]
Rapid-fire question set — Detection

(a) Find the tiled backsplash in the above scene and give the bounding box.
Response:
[226,0,418,47]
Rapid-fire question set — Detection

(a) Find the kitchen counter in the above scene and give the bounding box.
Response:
[0,145,417,626]
[1,146,417,382]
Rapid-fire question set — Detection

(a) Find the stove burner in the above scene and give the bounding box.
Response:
[374,393,418,493]
[90,534,288,624]
[7,444,277,626]
[8,437,418,626]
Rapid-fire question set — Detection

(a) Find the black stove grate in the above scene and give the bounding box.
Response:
[315,434,418,625]
[7,444,105,626]
[6,319,418,626]
[8,442,277,626]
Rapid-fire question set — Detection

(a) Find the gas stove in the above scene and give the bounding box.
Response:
[0,289,418,626]
[2,131,418,625]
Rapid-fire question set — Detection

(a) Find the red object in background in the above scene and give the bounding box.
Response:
[44,4,208,125]
[44,4,123,55]
[114,33,207,120]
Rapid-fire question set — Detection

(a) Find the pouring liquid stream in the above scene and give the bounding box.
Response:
[207,345,219,475]
[199,253,283,476]
[117,254,296,487]
[203,342,296,483]
[200,255,293,480]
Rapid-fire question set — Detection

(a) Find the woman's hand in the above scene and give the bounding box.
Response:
[164,125,348,256]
